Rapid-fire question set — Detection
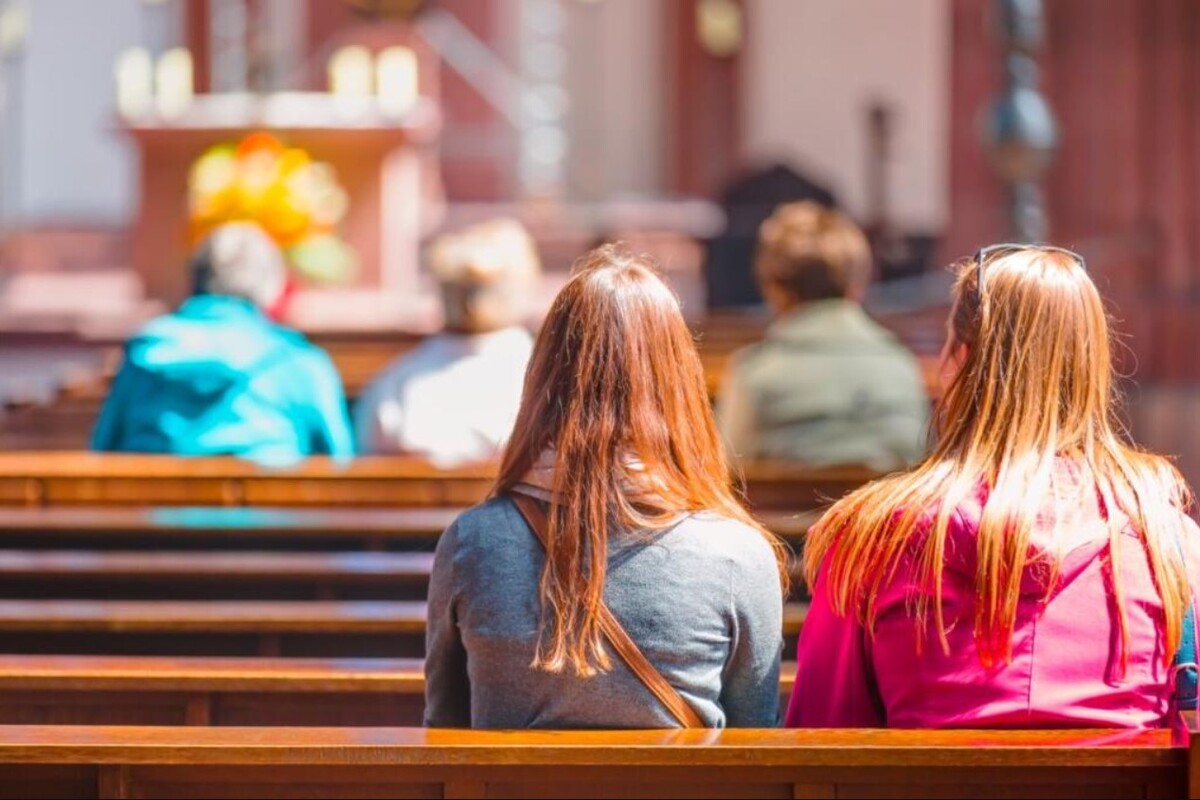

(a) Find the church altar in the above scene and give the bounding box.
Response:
[122,92,443,330]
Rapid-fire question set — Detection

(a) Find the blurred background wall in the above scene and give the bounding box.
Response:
[0,0,1198,480]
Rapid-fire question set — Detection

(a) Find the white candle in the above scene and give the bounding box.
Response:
[376,46,418,118]
[155,47,194,120]
[114,47,153,121]
[328,45,373,97]
[0,2,28,58]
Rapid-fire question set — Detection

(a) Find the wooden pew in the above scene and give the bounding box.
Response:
[0,725,1182,800]
[0,452,877,512]
[0,506,464,551]
[0,326,749,453]
[0,599,807,658]
[0,454,497,509]
[0,306,943,453]
[0,550,435,600]
[0,599,430,658]
[734,461,882,511]
[0,507,817,553]
[0,655,429,727]
[0,548,812,604]
[0,654,799,727]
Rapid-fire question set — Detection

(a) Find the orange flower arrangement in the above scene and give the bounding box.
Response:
[188,132,357,283]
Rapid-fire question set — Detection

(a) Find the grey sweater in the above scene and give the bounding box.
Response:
[424,497,784,728]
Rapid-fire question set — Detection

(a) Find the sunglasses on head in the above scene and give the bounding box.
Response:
[973,243,1087,299]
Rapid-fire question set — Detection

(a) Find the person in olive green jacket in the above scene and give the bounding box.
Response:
[717,202,929,470]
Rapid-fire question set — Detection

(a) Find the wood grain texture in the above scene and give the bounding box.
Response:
[0,657,797,728]
[0,600,804,635]
[0,600,430,633]
[0,551,435,582]
[0,725,1179,767]
[0,655,428,693]
[0,453,876,512]
[0,506,819,549]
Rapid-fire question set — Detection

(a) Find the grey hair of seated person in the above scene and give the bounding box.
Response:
[191,222,288,310]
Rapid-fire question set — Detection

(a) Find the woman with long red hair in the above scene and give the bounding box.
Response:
[788,245,1200,728]
[425,245,787,728]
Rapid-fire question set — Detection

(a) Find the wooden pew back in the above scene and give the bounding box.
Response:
[0,454,495,508]
[0,654,791,727]
[0,453,877,511]
[0,725,1183,800]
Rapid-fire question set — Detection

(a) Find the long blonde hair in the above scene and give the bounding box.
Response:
[495,246,789,677]
[805,246,1192,667]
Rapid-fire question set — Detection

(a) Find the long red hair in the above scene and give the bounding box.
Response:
[494,245,788,676]
[805,248,1192,668]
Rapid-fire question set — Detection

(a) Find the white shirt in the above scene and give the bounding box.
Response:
[354,327,533,466]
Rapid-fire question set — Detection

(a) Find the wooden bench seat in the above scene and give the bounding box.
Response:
[0,654,800,727]
[0,655,429,727]
[0,725,1182,799]
[0,547,806,601]
[0,550,435,600]
[0,452,875,511]
[0,599,429,634]
[0,600,430,658]
[0,654,797,694]
[0,654,428,693]
[0,550,435,582]
[0,454,497,509]
[0,600,808,657]
[0,506,461,539]
[0,506,818,549]
[0,600,805,635]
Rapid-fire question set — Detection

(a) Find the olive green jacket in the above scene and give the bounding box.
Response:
[717,300,930,470]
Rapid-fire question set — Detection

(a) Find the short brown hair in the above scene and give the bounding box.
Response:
[755,201,872,301]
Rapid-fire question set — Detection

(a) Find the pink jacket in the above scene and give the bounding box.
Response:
[786,477,1200,729]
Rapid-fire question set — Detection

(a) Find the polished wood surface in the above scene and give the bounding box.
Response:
[0,452,876,511]
[0,655,432,727]
[0,654,793,695]
[0,551,434,583]
[0,599,432,659]
[0,600,804,636]
[0,724,1178,765]
[0,549,436,601]
[0,725,1183,799]
[0,595,804,660]
[0,655,798,727]
[0,506,461,536]
[0,505,817,543]
[0,454,496,509]
[0,507,463,562]
[0,600,429,634]
[0,654,427,693]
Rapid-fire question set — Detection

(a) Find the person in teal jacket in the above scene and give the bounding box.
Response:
[91,223,353,465]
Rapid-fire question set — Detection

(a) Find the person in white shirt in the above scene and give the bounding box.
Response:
[354,219,539,465]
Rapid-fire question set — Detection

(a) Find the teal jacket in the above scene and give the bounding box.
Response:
[91,295,353,464]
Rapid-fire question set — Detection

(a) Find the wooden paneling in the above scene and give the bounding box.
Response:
[944,0,1005,262]
[948,0,1200,383]
[663,0,745,198]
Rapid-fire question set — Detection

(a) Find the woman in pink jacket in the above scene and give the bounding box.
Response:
[787,244,1199,729]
